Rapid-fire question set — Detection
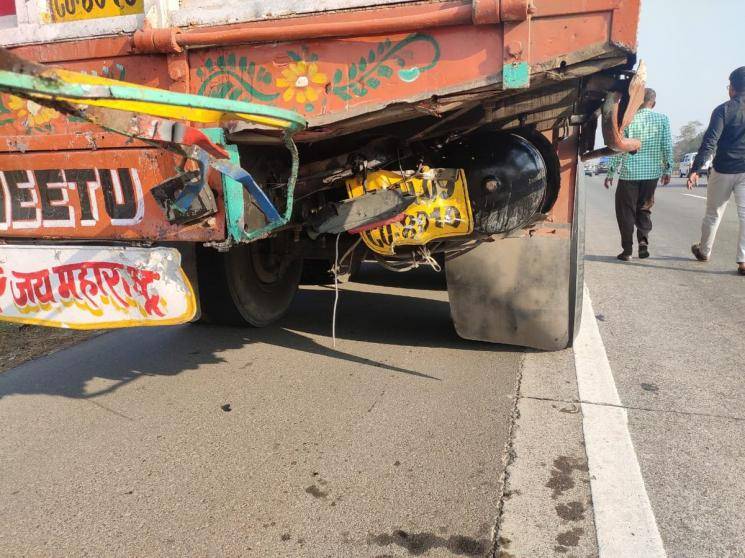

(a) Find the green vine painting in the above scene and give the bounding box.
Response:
[195,33,441,113]
[195,54,279,103]
[331,33,440,101]
[0,98,13,127]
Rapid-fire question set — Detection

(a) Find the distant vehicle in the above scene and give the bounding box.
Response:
[584,162,597,176]
[680,152,712,178]
[679,153,696,177]
[596,158,610,174]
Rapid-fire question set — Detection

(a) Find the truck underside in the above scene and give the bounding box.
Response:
[0,0,642,349]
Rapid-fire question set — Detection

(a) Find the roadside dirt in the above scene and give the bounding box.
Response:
[0,323,98,373]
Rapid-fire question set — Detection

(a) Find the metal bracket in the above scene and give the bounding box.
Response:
[502,1,533,90]
[202,128,299,245]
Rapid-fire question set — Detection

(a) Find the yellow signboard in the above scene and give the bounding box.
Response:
[346,168,473,256]
[49,0,143,23]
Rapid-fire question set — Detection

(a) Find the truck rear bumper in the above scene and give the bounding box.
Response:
[0,244,196,329]
[0,148,225,242]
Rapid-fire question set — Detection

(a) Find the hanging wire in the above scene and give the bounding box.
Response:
[331,233,341,348]
[374,245,442,273]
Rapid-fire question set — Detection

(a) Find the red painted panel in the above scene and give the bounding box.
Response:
[0,0,15,17]
[0,148,225,241]
[531,11,613,64]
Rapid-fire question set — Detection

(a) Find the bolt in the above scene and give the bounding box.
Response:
[483,176,500,192]
[506,41,523,58]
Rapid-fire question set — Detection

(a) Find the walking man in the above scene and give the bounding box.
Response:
[605,88,673,260]
[689,67,745,275]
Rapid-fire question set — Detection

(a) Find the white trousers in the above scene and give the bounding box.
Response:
[699,169,745,263]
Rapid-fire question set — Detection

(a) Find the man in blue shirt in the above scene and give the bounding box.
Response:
[689,67,745,275]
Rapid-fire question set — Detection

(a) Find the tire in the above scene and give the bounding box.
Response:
[197,238,302,327]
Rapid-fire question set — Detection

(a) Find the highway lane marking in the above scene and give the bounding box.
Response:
[682,193,707,200]
[574,286,667,558]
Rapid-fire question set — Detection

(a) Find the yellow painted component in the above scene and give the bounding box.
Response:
[49,0,144,23]
[48,69,295,129]
[346,168,473,256]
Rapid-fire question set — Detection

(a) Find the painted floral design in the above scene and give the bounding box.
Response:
[0,63,126,131]
[276,61,328,106]
[6,96,59,129]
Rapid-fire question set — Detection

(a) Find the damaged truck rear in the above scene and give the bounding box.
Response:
[0,0,643,350]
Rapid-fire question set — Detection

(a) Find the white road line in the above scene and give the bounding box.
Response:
[682,193,706,200]
[574,286,666,558]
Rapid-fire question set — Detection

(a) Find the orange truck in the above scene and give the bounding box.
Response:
[0,0,642,350]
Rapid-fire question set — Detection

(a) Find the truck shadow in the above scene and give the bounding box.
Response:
[351,263,448,291]
[0,275,505,401]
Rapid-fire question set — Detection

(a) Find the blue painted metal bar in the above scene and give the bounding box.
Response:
[211,159,282,223]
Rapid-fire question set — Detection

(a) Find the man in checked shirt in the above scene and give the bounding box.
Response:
[605,88,673,261]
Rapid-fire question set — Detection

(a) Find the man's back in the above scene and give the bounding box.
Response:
[694,96,745,175]
[610,108,673,181]
[689,67,745,274]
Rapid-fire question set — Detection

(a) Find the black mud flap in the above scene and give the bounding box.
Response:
[446,174,585,351]
[446,236,572,350]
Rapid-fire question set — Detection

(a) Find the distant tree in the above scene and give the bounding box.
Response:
[674,120,705,161]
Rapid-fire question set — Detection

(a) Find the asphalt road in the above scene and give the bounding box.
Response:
[0,267,519,557]
[1,174,744,557]
[584,174,745,557]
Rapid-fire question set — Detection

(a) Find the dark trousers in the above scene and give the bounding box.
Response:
[615,178,658,252]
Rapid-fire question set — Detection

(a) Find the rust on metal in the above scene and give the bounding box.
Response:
[620,61,646,130]
[134,1,475,53]
[585,60,646,158]
[602,91,641,152]
[500,0,530,21]
[472,0,501,25]
[133,24,183,54]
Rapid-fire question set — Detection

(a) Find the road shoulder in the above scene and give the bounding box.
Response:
[495,348,598,557]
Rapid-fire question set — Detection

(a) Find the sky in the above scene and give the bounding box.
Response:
[637,0,745,139]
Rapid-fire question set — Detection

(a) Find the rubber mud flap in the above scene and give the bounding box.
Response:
[446,236,571,350]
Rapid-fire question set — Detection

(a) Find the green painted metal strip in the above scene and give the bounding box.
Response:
[202,128,299,244]
[202,128,245,243]
[240,133,298,243]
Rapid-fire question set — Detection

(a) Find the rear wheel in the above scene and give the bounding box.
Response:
[197,236,302,327]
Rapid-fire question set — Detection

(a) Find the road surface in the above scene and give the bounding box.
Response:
[0,175,743,557]
[583,175,745,558]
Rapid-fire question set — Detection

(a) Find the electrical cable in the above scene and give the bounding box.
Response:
[332,232,341,348]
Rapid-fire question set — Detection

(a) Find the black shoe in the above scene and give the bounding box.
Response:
[691,244,709,262]
[638,244,650,259]
[617,252,632,261]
